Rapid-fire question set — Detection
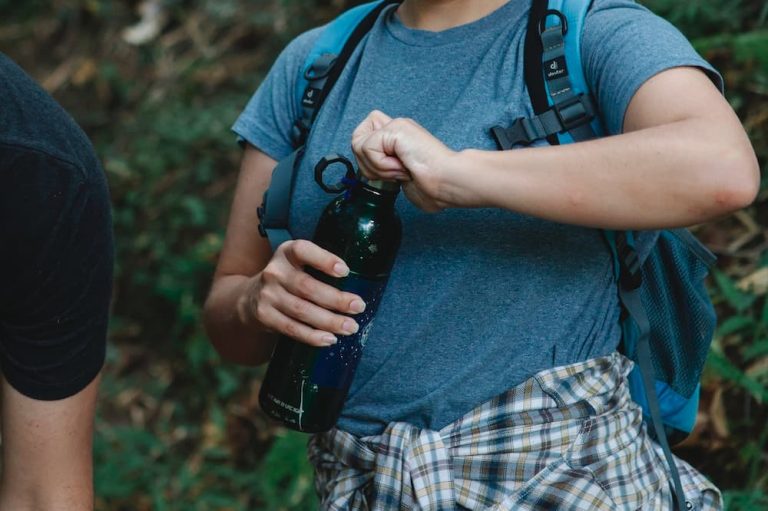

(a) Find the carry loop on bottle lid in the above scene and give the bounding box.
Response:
[315,154,400,194]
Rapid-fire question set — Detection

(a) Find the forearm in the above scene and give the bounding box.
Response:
[445,117,758,230]
[0,483,92,511]
[0,377,100,511]
[203,274,278,366]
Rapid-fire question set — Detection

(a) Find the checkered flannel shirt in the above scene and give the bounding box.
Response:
[308,352,721,510]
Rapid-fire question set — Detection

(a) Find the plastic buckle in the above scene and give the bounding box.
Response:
[618,244,642,290]
[555,94,594,131]
[491,119,534,150]
[291,119,310,147]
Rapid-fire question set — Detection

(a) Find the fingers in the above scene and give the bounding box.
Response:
[351,110,393,149]
[352,111,410,180]
[281,239,350,278]
[248,240,367,347]
[255,304,343,347]
[272,287,360,338]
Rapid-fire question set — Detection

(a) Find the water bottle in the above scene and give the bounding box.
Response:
[259,154,402,432]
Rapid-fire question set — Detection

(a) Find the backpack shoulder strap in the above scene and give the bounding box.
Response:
[257,0,398,251]
[292,0,398,146]
[492,0,602,149]
[543,0,603,144]
[513,4,688,509]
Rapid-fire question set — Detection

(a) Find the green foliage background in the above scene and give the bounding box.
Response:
[1,0,767,509]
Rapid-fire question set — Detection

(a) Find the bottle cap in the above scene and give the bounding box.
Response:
[359,175,400,192]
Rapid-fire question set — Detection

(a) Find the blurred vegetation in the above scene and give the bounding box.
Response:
[0,0,766,509]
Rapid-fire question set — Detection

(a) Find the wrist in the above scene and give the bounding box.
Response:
[235,275,261,330]
[438,148,486,208]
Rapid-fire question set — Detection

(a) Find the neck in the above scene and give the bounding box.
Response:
[397,0,510,31]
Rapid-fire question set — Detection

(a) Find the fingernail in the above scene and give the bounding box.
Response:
[342,320,359,335]
[349,300,366,314]
[322,335,338,345]
[334,262,350,277]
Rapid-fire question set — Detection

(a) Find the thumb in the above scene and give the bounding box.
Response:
[352,110,393,149]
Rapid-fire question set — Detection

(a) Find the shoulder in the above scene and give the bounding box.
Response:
[274,24,327,72]
[578,0,721,134]
[581,0,685,46]
[0,54,102,177]
[584,0,661,23]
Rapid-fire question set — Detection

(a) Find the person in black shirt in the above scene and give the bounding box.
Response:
[0,53,112,509]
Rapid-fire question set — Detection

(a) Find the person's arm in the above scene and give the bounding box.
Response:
[352,67,760,228]
[0,376,100,511]
[203,146,367,366]
[0,148,113,511]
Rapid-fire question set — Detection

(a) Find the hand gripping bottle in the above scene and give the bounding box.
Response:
[259,154,402,432]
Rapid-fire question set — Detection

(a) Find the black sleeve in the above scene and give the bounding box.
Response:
[0,146,113,400]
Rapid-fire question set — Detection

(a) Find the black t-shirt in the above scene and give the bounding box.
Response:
[0,53,113,400]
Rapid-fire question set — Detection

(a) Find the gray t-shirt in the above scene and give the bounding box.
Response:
[233,0,722,436]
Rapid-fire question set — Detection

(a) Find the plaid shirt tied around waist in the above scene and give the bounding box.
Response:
[308,352,721,510]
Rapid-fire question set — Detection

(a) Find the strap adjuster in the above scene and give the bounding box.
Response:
[554,94,595,131]
[291,119,311,147]
[616,235,643,290]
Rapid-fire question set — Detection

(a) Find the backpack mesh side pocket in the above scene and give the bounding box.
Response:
[638,229,717,399]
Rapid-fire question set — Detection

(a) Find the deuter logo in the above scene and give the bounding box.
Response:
[302,87,320,107]
[545,57,567,81]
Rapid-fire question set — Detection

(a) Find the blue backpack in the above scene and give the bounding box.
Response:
[255,1,718,508]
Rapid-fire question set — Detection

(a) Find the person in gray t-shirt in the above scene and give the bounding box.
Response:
[204,0,758,507]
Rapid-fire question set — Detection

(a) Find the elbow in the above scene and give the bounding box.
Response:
[201,295,227,357]
[706,145,761,216]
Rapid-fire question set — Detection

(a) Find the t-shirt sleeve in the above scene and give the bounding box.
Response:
[232,27,325,161]
[0,149,113,400]
[581,0,724,136]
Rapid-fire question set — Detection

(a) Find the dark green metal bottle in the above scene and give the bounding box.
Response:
[259,155,402,433]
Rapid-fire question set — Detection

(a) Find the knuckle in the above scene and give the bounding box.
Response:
[282,321,301,340]
[292,239,310,255]
[261,264,280,284]
[339,294,353,310]
[254,301,270,322]
[295,273,314,296]
[276,241,291,257]
[288,298,308,318]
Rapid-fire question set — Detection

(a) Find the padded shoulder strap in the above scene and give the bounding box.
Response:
[292,0,398,146]
[540,0,604,143]
[259,1,397,251]
[495,0,601,150]
[295,1,387,110]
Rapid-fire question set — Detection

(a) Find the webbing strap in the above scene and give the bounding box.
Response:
[314,0,399,121]
[258,1,397,248]
[619,287,689,511]
[539,18,598,143]
[293,54,337,146]
[493,4,598,150]
[532,4,687,508]
[257,147,304,252]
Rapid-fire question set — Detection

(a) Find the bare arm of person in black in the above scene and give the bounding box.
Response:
[0,53,113,510]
